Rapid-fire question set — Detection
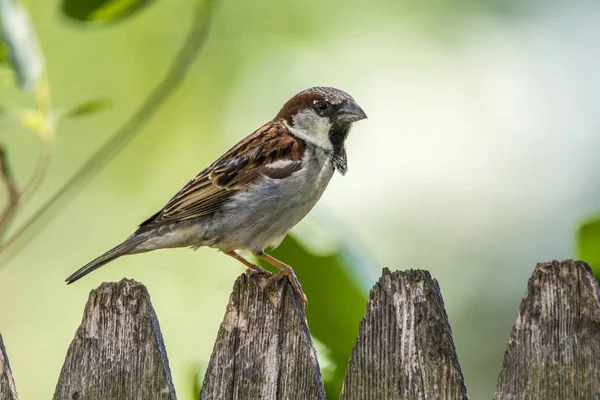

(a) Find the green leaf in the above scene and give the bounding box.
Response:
[64,98,112,118]
[61,0,155,24]
[0,42,6,63]
[0,0,44,91]
[578,215,600,277]
[259,227,373,399]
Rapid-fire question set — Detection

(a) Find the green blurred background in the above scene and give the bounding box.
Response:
[2,0,600,398]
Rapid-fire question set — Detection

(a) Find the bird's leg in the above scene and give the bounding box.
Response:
[224,250,267,276]
[253,252,307,307]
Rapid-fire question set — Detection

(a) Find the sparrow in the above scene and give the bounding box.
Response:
[66,87,367,306]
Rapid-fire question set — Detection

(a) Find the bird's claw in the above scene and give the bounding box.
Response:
[266,266,308,308]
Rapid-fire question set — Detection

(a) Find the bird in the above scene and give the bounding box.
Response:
[66,86,367,306]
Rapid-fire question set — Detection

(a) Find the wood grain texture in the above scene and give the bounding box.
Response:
[54,279,176,400]
[494,260,600,400]
[340,268,467,400]
[199,272,326,400]
[0,332,18,400]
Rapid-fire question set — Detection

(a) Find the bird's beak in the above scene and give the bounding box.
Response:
[336,101,367,123]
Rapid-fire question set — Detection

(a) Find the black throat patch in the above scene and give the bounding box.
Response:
[328,122,350,175]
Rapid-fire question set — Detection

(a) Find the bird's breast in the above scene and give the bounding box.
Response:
[207,146,335,252]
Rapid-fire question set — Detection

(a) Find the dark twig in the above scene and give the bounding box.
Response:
[0,0,218,267]
[0,146,21,237]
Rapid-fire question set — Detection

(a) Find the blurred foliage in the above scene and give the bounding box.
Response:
[190,363,203,400]
[0,0,43,91]
[0,0,213,267]
[0,0,55,247]
[260,235,368,399]
[19,108,46,133]
[577,216,600,278]
[61,0,155,24]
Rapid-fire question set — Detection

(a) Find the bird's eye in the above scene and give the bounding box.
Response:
[316,101,329,111]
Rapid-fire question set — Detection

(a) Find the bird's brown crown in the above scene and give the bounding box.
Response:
[275,87,356,124]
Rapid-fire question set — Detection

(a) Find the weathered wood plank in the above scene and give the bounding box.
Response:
[340,268,468,400]
[200,272,325,400]
[0,332,18,400]
[54,279,176,400]
[494,259,600,400]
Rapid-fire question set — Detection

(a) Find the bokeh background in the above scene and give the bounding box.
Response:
[2,0,600,398]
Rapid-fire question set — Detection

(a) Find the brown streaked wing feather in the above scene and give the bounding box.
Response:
[137,121,305,230]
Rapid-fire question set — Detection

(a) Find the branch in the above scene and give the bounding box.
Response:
[0,146,20,236]
[0,79,58,240]
[0,0,218,267]
[21,78,56,201]
[0,50,56,241]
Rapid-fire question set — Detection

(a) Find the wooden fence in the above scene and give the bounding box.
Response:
[1,259,599,399]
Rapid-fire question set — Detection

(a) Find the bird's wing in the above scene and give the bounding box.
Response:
[136,121,306,231]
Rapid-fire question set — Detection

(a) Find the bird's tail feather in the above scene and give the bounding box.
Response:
[66,236,143,284]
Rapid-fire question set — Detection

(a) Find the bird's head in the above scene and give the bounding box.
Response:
[275,87,367,153]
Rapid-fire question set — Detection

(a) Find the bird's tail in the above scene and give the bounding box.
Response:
[66,236,144,284]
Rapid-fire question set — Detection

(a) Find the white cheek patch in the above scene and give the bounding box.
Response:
[285,109,333,151]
